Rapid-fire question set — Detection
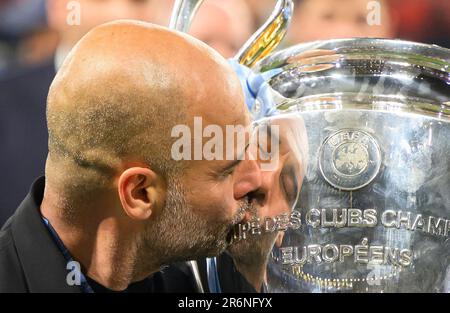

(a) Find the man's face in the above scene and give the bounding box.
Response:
[141,170,253,265]
[141,75,263,263]
[175,114,260,257]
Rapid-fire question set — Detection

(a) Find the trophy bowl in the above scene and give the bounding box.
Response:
[252,38,450,293]
[169,0,449,293]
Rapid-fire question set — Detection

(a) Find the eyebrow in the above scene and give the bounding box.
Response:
[222,159,242,173]
[219,142,250,174]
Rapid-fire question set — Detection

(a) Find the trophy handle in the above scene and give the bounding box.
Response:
[169,0,204,33]
[235,0,294,67]
[169,0,294,67]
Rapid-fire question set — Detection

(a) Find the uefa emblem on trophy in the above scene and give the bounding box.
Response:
[170,0,450,293]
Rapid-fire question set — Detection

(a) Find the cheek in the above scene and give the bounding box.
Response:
[186,180,237,220]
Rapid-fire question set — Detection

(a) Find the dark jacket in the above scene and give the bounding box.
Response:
[0,177,199,293]
[0,177,80,292]
[0,59,56,225]
[195,256,257,293]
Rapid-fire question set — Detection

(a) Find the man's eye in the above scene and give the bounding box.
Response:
[223,167,236,176]
[280,168,299,207]
[219,160,241,178]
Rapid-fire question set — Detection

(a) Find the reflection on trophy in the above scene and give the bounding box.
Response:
[171,0,450,292]
[257,40,450,293]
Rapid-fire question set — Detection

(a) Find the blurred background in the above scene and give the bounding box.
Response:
[0,0,448,76]
[0,0,448,224]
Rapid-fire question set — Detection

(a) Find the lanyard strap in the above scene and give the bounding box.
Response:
[206,257,222,293]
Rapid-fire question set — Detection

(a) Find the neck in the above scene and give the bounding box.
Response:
[40,184,160,291]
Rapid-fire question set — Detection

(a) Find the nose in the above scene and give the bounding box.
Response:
[233,158,262,201]
[248,170,274,208]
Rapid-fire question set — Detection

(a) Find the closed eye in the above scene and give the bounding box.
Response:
[280,163,299,207]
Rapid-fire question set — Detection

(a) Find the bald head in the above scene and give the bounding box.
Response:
[39,22,263,284]
[46,20,245,195]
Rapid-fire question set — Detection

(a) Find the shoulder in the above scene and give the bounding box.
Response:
[0,225,13,252]
[0,224,28,292]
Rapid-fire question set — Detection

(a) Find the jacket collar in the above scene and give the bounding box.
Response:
[11,177,80,293]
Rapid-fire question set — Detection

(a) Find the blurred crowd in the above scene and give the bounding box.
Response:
[0,0,448,223]
[0,0,448,75]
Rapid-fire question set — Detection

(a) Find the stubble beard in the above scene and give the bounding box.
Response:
[136,175,252,271]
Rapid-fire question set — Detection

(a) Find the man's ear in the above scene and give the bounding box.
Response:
[118,167,165,220]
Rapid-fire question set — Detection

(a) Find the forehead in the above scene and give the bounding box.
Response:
[209,106,249,130]
[187,83,249,128]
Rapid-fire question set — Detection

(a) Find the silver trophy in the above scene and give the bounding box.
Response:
[171,1,450,293]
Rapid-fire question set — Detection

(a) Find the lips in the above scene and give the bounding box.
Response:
[225,198,260,246]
